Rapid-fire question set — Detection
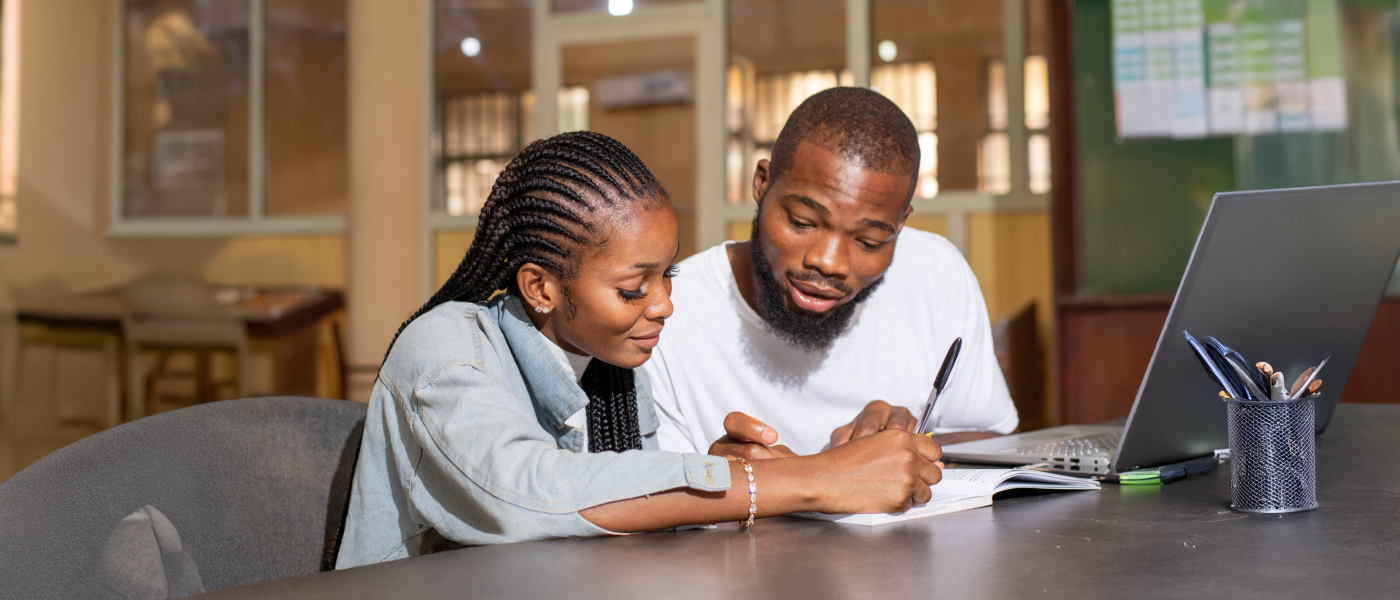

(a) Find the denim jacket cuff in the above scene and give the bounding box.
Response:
[682,453,731,492]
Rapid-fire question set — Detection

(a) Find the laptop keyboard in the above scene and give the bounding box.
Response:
[1014,432,1121,457]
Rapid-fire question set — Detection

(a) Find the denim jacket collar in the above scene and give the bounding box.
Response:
[493,295,591,431]
[492,294,659,437]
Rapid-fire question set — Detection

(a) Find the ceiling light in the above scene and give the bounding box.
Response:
[608,0,633,16]
[460,37,481,57]
[878,40,897,63]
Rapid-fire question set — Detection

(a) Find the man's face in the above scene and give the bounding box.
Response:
[747,140,913,348]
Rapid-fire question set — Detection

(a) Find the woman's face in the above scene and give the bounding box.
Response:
[532,201,679,369]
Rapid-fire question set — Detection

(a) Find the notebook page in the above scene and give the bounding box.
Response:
[991,470,1101,493]
[931,468,1020,496]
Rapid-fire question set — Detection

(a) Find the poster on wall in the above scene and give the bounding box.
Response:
[1113,0,1347,139]
[152,128,225,191]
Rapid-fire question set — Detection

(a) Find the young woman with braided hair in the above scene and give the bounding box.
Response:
[336,132,943,568]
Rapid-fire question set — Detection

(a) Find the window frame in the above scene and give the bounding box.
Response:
[106,0,348,239]
[0,0,16,245]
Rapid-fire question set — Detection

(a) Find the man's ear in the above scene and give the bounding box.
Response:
[752,158,772,205]
[897,202,914,233]
[516,263,562,314]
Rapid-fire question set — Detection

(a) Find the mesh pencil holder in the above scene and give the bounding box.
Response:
[1223,395,1318,513]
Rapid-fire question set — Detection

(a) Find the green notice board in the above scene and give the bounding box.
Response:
[1076,0,1234,294]
[1077,0,1400,295]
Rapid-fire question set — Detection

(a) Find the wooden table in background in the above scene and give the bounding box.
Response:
[16,287,345,399]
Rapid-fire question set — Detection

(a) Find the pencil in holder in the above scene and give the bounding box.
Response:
[1223,395,1319,513]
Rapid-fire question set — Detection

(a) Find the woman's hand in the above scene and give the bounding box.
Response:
[806,429,943,515]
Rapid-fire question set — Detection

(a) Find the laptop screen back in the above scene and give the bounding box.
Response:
[1112,182,1400,472]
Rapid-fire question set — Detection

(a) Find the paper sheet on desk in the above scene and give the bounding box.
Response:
[790,468,1100,526]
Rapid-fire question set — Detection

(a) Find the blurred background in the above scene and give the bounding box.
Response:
[1,0,1399,482]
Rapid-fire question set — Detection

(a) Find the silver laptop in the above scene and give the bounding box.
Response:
[944,182,1400,476]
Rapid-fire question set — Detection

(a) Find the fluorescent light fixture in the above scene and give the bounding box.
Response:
[460,37,481,57]
[878,40,897,63]
[608,0,633,16]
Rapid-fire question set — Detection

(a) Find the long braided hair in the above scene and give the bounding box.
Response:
[385,131,669,453]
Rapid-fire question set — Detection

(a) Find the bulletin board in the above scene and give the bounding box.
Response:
[1073,0,1400,295]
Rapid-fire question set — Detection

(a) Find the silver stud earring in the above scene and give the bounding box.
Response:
[535,306,550,314]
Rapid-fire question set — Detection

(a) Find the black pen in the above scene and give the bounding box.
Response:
[916,337,962,435]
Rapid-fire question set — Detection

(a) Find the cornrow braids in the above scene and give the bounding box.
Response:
[581,358,642,452]
[383,131,667,454]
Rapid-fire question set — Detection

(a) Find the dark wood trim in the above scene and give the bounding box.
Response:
[1055,293,1174,311]
[1047,0,1079,426]
[1047,0,1079,298]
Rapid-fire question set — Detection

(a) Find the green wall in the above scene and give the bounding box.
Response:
[1074,0,1400,295]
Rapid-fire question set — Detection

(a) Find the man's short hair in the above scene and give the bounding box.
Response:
[768,87,921,202]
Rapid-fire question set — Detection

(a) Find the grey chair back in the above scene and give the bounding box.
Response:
[0,396,366,599]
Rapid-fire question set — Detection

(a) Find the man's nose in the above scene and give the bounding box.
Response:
[803,232,849,280]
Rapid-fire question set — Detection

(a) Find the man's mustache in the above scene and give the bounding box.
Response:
[785,269,854,296]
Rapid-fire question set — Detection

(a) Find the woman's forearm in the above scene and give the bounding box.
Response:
[579,458,818,532]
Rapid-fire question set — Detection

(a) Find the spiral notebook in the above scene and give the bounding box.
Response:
[790,468,1100,526]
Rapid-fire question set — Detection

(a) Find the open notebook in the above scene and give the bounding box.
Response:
[791,468,1101,526]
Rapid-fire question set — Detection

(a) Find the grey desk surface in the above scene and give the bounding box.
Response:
[208,405,1400,600]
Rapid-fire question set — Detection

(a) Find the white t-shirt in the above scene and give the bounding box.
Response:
[641,228,1018,456]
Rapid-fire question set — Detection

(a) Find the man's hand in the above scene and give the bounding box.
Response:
[708,412,798,460]
[829,400,916,449]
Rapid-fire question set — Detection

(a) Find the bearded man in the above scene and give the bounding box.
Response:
[641,87,1017,458]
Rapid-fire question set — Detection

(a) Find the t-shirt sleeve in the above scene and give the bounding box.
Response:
[931,252,1020,435]
[639,344,705,454]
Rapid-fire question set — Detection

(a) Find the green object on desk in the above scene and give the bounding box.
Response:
[1118,469,1164,485]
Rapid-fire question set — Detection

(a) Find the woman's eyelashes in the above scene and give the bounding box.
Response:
[619,267,677,301]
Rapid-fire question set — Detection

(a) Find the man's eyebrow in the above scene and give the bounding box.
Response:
[858,217,897,233]
[784,194,831,216]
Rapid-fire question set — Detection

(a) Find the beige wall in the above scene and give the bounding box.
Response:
[345,0,428,402]
[434,229,476,288]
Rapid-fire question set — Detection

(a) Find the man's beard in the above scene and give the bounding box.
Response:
[748,218,884,353]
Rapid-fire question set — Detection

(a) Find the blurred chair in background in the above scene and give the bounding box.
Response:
[0,396,366,599]
[992,302,1049,432]
[122,277,250,420]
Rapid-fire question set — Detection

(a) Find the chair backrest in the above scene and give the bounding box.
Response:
[0,396,366,599]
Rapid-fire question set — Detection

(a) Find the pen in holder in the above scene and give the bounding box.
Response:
[1223,394,1319,513]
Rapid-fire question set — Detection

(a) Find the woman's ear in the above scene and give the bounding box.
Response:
[516,263,561,315]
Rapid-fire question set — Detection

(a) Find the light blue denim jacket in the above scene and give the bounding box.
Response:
[335,295,731,569]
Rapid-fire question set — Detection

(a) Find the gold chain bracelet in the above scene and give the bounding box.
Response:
[735,457,756,528]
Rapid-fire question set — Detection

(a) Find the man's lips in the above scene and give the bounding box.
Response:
[788,278,847,314]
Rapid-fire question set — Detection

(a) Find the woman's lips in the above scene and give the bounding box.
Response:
[788,279,845,314]
[630,331,661,349]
